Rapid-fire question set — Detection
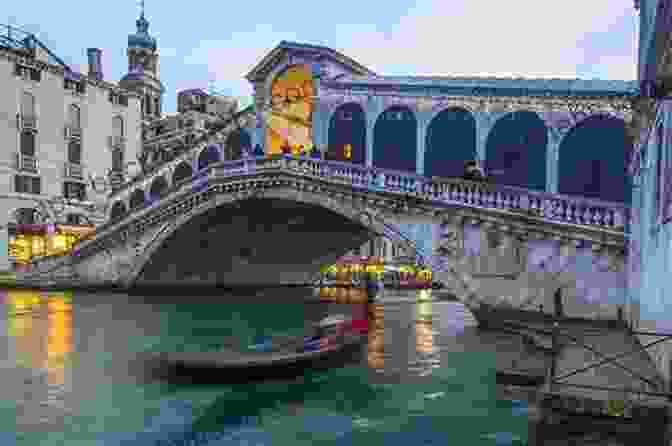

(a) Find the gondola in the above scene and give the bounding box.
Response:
[143,315,369,383]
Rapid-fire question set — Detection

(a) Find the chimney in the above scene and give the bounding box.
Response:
[87,48,103,81]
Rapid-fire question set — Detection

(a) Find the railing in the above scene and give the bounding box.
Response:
[107,135,126,150]
[15,153,37,172]
[44,153,630,271]
[144,128,189,147]
[63,162,83,180]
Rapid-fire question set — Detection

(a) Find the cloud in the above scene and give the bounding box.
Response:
[178,0,637,101]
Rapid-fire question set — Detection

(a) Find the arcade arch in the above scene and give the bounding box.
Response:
[424,107,476,178]
[373,105,417,173]
[328,102,366,164]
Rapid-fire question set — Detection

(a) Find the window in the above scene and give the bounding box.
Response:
[14,64,41,82]
[21,92,35,117]
[155,98,161,116]
[68,140,82,164]
[20,131,35,156]
[63,181,86,201]
[68,104,81,129]
[112,148,124,172]
[112,116,124,138]
[15,208,38,225]
[109,92,128,106]
[66,214,85,225]
[64,79,86,93]
[145,94,151,115]
[14,175,41,194]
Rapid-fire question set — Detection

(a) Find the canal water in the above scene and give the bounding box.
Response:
[2,287,530,445]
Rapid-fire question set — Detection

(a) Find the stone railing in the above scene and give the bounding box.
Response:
[32,153,629,271]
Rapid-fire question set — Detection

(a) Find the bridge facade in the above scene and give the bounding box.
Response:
[22,154,628,319]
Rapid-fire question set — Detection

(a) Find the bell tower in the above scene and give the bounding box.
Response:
[119,1,165,122]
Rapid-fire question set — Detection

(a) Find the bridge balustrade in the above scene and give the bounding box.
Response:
[45,153,629,272]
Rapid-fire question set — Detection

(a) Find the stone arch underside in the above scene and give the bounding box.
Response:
[485,110,547,190]
[126,190,426,287]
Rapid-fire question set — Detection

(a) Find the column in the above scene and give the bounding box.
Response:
[476,111,497,163]
[546,127,563,194]
[416,114,429,176]
[366,98,382,168]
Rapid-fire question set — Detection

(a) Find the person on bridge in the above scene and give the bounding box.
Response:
[463,160,487,182]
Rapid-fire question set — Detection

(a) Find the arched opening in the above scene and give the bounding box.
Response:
[373,106,417,173]
[558,115,631,203]
[197,145,221,170]
[485,111,547,190]
[227,128,252,160]
[112,116,124,138]
[65,213,89,225]
[424,107,476,178]
[129,189,146,210]
[149,176,169,201]
[265,65,313,155]
[327,102,366,164]
[172,162,193,185]
[110,201,126,221]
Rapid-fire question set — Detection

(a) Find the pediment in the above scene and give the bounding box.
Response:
[245,41,375,83]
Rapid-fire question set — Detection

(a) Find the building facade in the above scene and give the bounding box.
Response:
[629,0,672,385]
[0,20,144,270]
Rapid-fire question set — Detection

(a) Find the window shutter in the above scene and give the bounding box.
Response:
[32,177,41,195]
[20,132,35,157]
[119,95,128,106]
[14,63,22,76]
[77,82,86,94]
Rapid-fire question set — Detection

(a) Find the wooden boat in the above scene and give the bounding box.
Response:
[144,315,368,383]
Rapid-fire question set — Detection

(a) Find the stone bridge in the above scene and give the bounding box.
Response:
[22,154,629,318]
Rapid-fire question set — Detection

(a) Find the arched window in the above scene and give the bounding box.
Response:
[172,162,193,185]
[149,176,169,201]
[373,106,417,173]
[328,103,366,164]
[485,111,547,190]
[424,107,476,178]
[197,145,221,170]
[21,91,35,117]
[68,104,80,129]
[129,189,145,210]
[112,116,124,138]
[558,115,631,203]
[109,201,126,221]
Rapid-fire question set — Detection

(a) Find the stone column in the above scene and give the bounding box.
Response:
[476,111,498,163]
[366,98,382,168]
[416,113,430,176]
[545,111,572,194]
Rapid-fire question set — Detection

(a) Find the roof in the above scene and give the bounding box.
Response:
[328,75,638,97]
[245,40,376,81]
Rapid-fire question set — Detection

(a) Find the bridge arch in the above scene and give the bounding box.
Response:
[171,161,193,186]
[485,110,547,190]
[109,201,127,222]
[197,144,222,170]
[226,128,252,160]
[327,102,366,164]
[124,188,425,288]
[557,114,631,203]
[373,105,417,173]
[424,107,476,178]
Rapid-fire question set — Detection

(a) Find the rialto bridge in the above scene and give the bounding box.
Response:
[21,40,636,320]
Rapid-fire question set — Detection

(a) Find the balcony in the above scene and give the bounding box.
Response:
[64,162,83,180]
[64,125,82,140]
[108,135,126,150]
[18,114,37,131]
[15,153,37,173]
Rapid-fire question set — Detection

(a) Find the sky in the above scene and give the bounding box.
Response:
[6,0,639,114]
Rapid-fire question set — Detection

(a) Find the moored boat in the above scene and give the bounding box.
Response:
[144,315,369,383]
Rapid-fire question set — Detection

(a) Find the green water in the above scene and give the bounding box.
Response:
[2,288,529,445]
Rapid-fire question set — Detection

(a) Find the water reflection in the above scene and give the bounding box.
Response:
[367,303,385,370]
[316,286,368,304]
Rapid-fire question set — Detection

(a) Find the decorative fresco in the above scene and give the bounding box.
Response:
[264,65,313,155]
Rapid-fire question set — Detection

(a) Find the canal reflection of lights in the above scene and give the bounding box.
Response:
[7,290,72,386]
[418,289,432,302]
[367,304,384,370]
